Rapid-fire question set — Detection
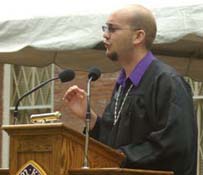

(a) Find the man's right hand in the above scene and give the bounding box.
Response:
[63,85,97,129]
[63,85,87,119]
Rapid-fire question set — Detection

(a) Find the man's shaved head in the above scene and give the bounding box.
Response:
[112,4,157,49]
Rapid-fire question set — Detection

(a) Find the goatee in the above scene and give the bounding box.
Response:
[107,52,118,61]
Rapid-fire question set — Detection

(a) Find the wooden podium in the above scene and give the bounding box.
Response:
[3,123,124,175]
[3,123,174,175]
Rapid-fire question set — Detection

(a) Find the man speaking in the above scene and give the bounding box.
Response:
[63,4,197,175]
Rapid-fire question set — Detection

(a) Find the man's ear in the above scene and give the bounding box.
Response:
[132,30,146,46]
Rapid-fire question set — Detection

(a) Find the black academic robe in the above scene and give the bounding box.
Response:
[89,59,197,175]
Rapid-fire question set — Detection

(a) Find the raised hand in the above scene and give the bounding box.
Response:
[63,85,87,119]
[63,85,98,129]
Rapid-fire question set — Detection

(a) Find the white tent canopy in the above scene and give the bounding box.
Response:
[0,0,203,80]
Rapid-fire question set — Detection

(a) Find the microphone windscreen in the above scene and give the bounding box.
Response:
[88,67,101,81]
[58,69,75,82]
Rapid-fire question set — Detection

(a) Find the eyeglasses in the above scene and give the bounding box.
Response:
[102,25,140,33]
[102,25,123,33]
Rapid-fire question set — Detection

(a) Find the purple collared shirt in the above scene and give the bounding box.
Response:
[117,51,156,87]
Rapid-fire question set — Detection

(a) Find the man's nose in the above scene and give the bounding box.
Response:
[103,31,110,40]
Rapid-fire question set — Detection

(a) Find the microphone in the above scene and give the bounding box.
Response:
[86,67,101,120]
[83,67,101,168]
[59,69,75,82]
[13,69,75,124]
[88,67,101,81]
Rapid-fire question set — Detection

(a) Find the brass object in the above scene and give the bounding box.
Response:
[30,111,61,123]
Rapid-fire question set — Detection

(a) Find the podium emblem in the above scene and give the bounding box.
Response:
[16,160,47,175]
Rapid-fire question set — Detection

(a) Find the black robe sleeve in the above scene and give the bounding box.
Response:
[89,115,101,139]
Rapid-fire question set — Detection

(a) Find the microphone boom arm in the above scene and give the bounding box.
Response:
[13,77,58,124]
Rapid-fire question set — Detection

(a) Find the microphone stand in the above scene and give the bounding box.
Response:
[13,77,58,124]
[82,77,92,168]
[13,68,75,125]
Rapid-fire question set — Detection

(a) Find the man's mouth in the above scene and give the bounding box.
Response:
[103,41,111,49]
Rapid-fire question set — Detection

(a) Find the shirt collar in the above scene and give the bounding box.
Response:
[117,51,156,87]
